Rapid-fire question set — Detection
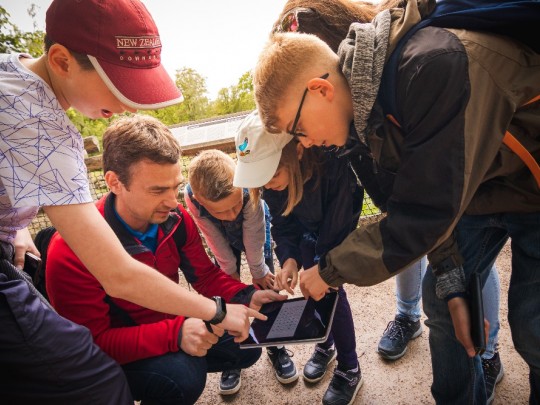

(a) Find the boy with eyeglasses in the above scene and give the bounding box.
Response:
[252,0,540,403]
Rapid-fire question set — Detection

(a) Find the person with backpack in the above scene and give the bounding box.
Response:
[252,0,540,402]
[271,1,504,399]
[44,115,285,404]
[185,149,300,388]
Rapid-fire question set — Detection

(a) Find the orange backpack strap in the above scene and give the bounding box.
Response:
[502,95,540,188]
[502,131,540,187]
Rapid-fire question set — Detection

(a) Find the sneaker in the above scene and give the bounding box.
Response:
[219,369,241,395]
[267,347,299,384]
[303,345,337,383]
[377,314,422,360]
[482,351,504,404]
[322,367,363,405]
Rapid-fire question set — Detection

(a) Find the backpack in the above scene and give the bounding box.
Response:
[378,0,540,186]
[30,207,187,325]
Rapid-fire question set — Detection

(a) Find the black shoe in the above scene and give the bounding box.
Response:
[303,345,337,383]
[482,351,504,404]
[219,369,241,395]
[377,314,422,360]
[322,367,363,405]
[267,347,299,384]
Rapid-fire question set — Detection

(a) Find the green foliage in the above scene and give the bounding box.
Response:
[65,109,113,147]
[1,6,257,138]
[0,6,44,57]
[211,71,255,115]
[142,67,210,125]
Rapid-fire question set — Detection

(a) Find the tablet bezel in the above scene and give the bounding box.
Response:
[239,291,339,349]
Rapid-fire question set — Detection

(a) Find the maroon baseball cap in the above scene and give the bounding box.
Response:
[46,0,183,110]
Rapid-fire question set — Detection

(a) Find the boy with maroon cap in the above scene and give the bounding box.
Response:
[0,0,263,402]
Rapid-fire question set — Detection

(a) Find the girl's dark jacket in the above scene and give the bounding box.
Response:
[264,152,363,269]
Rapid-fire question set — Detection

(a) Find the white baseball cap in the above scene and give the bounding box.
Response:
[233,110,293,188]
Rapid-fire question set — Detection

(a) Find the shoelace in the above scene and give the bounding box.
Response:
[278,348,295,365]
[383,318,409,340]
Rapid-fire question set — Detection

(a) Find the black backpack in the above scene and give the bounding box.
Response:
[32,225,57,301]
[378,0,540,186]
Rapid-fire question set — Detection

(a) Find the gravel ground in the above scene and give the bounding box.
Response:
[194,241,529,404]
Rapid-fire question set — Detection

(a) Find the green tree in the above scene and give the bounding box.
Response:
[211,71,255,115]
[0,6,44,57]
[143,67,211,125]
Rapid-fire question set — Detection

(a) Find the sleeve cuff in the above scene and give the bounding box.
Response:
[229,285,257,305]
[318,254,345,287]
[435,266,466,300]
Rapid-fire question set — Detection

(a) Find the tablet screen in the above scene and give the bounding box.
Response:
[240,291,339,348]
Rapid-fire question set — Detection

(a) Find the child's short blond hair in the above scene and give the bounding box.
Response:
[253,32,339,133]
[188,149,236,202]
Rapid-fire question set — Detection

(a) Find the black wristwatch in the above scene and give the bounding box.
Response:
[208,296,227,325]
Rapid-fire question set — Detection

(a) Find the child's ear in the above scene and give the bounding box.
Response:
[47,44,75,77]
[307,76,334,101]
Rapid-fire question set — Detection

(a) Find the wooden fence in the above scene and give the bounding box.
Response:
[27,136,381,238]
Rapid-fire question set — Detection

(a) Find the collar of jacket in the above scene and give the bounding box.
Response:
[98,192,181,256]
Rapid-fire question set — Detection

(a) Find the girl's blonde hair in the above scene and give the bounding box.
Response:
[250,140,321,216]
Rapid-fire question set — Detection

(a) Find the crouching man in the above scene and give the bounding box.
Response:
[46,115,284,404]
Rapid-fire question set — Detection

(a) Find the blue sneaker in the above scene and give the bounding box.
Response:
[267,347,299,384]
[377,314,422,360]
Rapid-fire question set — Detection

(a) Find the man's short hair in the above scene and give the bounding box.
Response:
[102,114,182,187]
[253,32,337,133]
[188,149,236,202]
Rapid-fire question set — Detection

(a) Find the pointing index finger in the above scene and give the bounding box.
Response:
[248,307,267,321]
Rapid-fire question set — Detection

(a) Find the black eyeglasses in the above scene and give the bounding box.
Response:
[289,73,329,138]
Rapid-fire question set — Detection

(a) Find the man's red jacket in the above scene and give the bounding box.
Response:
[46,193,256,364]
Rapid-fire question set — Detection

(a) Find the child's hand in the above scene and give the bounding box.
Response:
[276,258,299,294]
[252,272,275,290]
[249,290,287,310]
[228,272,241,281]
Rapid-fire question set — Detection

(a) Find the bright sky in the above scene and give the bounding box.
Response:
[4,0,288,100]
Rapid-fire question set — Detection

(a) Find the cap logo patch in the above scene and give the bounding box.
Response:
[238,137,251,156]
[116,36,162,49]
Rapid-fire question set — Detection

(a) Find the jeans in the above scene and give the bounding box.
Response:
[423,212,540,404]
[395,257,427,322]
[396,257,500,358]
[122,333,261,405]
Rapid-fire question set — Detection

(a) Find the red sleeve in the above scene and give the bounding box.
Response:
[46,232,186,365]
[178,206,250,301]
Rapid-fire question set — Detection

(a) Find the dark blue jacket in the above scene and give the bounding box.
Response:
[264,152,363,269]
